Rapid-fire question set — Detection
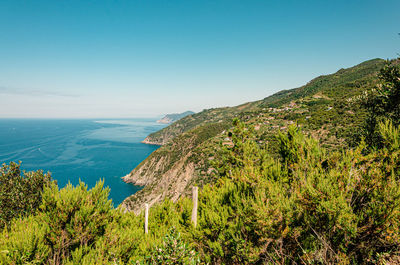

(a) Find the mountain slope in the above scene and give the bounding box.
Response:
[121,58,387,213]
[141,102,260,145]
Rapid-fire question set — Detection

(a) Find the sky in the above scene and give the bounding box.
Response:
[0,0,399,118]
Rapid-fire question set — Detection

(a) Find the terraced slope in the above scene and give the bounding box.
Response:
[121,58,387,213]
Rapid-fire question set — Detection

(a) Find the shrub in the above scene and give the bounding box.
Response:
[361,59,400,147]
[0,180,114,264]
[39,180,113,264]
[0,162,51,229]
[141,227,200,265]
[193,120,400,264]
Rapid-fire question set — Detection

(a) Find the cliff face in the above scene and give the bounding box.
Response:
[122,155,168,186]
[121,58,387,214]
[121,154,196,213]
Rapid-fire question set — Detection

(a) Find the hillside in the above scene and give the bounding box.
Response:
[141,103,258,145]
[156,111,195,124]
[121,58,387,213]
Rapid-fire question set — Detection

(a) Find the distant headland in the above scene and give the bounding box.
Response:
[156,111,195,124]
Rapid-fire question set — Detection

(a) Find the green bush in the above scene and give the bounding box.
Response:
[361,59,400,147]
[0,181,196,264]
[39,181,113,264]
[0,180,114,264]
[192,120,400,264]
[0,162,51,229]
[142,227,200,265]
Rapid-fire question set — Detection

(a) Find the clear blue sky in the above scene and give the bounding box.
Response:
[0,0,399,118]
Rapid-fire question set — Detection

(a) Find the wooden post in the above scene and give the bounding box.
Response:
[145,203,149,234]
[191,186,198,228]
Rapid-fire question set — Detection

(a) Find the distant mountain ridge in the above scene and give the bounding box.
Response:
[157,111,195,124]
[122,58,388,213]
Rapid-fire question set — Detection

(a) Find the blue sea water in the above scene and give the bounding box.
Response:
[0,119,165,206]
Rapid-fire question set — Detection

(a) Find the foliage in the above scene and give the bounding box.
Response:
[192,119,400,264]
[213,118,262,178]
[361,59,400,147]
[40,181,113,264]
[0,182,195,264]
[141,227,200,265]
[0,162,51,229]
[0,180,114,264]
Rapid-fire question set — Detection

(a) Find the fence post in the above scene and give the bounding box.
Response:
[145,203,149,234]
[191,186,198,228]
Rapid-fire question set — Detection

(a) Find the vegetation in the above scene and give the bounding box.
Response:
[361,60,400,147]
[143,228,200,265]
[0,177,198,264]
[0,162,51,229]
[195,120,400,263]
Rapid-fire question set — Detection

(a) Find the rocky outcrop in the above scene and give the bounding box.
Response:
[122,156,167,186]
[121,153,196,214]
[157,117,172,124]
[141,137,164,146]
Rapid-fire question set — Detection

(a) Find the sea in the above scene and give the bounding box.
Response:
[0,118,166,206]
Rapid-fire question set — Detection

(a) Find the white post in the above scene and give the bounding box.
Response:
[191,186,198,228]
[145,203,149,234]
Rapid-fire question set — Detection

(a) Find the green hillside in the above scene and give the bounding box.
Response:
[142,59,385,147]
[122,58,387,213]
[261,58,384,107]
[142,106,250,145]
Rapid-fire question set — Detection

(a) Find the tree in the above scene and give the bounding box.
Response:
[362,59,400,147]
[0,162,51,229]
